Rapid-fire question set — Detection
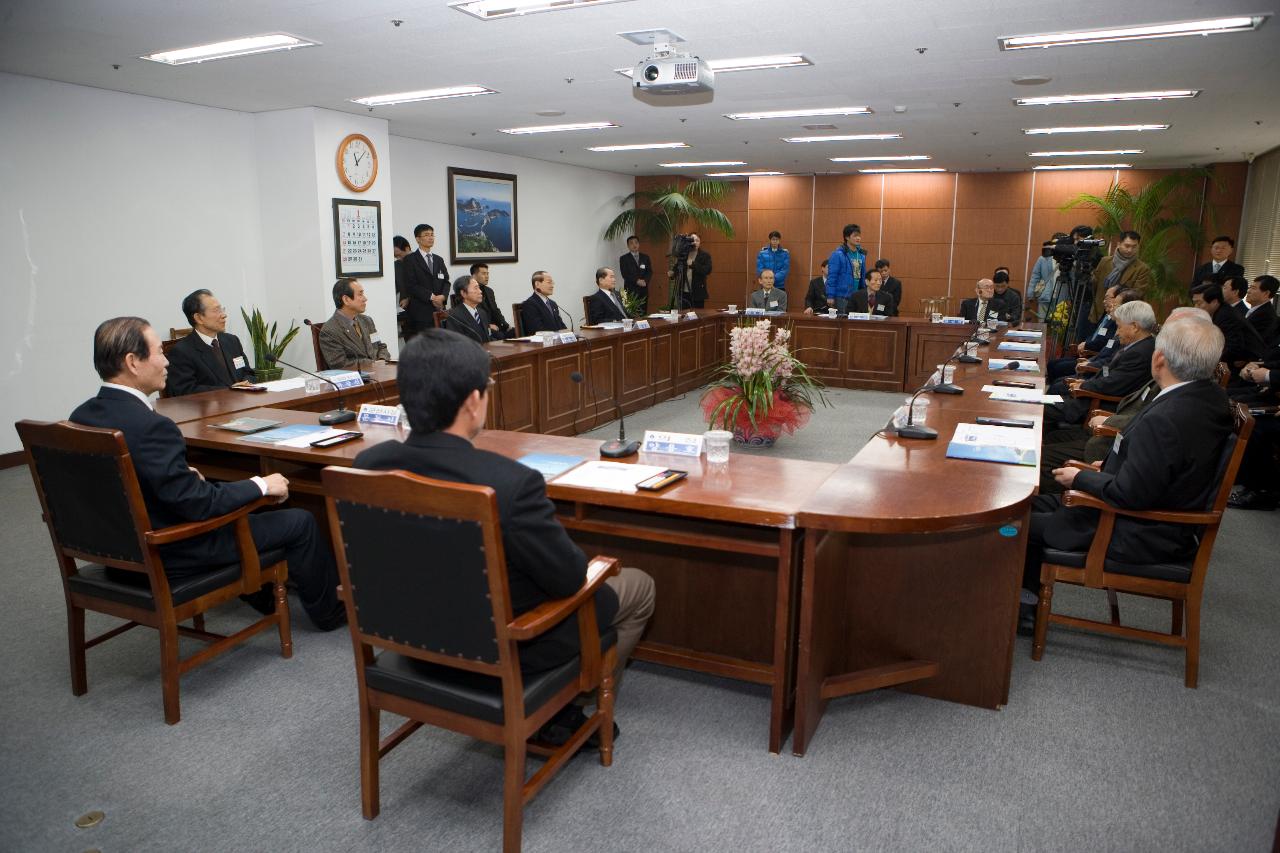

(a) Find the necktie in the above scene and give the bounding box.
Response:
[210,338,232,383]
[869,293,876,311]
[612,291,625,316]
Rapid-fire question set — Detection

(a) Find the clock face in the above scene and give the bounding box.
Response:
[338,134,377,192]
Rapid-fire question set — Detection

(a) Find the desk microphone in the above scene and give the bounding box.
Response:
[931,341,967,395]
[570,371,639,458]
[957,324,984,364]
[264,353,356,425]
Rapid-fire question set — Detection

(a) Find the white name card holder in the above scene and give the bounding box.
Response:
[939,316,967,325]
[846,311,871,320]
[641,430,705,458]
[685,311,699,321]
[744,307,767,316]
[357,403,402,426]
[635,319,651,329]
[557,331,578,345]
[319,370,364,390]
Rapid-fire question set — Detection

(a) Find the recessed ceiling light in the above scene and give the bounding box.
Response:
[1028,149,1144,157]
[999,15,1268,50]
[1023,124,1169,135]
[615,54,812,77]
[1034,164,1133,170]
[586,142,689,152]
[725,107,871,121]
[830,155,931,162]
[451,0,636,21]
[783,133,902,143]
[140,33,318,65]
[858,168,946,173]
[706,171,784,177]
[350,85,498,106]
[1015,90,1199,106]
[1012,75,1053,86]
[498,121,618,135]
[535,109,566,117]
[660,161,747,167]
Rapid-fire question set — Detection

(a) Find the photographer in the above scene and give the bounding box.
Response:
[684,233,712,308]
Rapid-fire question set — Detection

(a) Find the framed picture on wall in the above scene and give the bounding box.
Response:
[447,167,518,264]
[332,198,383,278]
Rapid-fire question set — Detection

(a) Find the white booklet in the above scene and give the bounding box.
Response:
[550,461,670,493]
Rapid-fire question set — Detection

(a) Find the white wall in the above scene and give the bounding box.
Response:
[390,136,634,327]
[0,72,268,454]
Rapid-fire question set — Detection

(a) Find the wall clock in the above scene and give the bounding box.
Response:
[336,133,377,192]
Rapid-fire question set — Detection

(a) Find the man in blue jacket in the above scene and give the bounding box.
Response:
[755,231,791,291]
[825,224,868,313]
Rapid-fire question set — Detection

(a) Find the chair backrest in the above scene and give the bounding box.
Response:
[1213,361,1230,387]
[581,295,592,324]
[1206,402,1255,513]
[308,319,329,371]
[15,420,153,572]
[169,327,192,341]
[322,467,517,676]
[433,310,448,330]
[511,303,525,337]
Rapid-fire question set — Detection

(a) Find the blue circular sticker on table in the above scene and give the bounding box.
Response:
[999,524,1018,537]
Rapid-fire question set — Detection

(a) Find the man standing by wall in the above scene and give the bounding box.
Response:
[756,231,791,292]
[619,235,652,313]
[826,224,867,314]
[398,224,450,337]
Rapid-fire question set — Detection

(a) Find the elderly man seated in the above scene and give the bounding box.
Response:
[1044,300,1158,430]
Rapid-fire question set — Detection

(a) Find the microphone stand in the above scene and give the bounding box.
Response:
[265,354,356,425]
[570,370,639,458]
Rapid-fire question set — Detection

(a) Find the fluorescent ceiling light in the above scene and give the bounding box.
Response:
[451,0,636,20]
[1028,149,1144,157]
[706,171,784,177]
[350,85,497,107]
[1024,124,1169,135]
[999,15,1268,49]
[858,168,946,174]
[587,142,688,152]
[140,34,317,65]
[783,133,902,143]
[830,155,931,163]
[725,107,871,121]
[660,161,747,167]
[1015,89,1199,106]
[498,121,618,135]
[1034,164,1133,171]
[616,54,812,77]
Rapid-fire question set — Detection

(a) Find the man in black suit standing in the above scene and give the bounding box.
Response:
[1192,282,1265,366]
[519,270,567,335]
[1045,300,1157,428]
[164,289,256,397]
[1190,235,1244,292]
[619,235,652,313]
[353,329,654,738]
[1022,315,1233,606]
[397,223,450,336]
[1244,275,1279,346]
[445,275,491,345]
[587,267,629,324]
[71,317,345,629]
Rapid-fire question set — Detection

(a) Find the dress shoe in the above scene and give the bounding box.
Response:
[1228,488,1277,511]
[238,583,276,616]
[532,705,619,749]
[1017,602,1037,637]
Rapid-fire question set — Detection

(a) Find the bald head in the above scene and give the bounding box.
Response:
[975,279,995,300]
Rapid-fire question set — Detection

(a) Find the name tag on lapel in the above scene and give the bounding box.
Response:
[232,356,247,369]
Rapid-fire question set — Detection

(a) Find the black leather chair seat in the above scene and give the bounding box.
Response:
[366,629,618,725]
[1042,548,1192,583]
[67,548,288,610]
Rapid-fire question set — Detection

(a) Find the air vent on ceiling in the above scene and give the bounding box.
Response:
[803,124,838,131]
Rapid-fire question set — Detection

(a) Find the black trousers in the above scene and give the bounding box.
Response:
[162,508,343,628]
[1023,494,1065,592]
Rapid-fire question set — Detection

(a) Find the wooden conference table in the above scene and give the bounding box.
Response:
[158,312,1045,755]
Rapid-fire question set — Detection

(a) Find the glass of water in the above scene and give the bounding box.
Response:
[704,430,732,464]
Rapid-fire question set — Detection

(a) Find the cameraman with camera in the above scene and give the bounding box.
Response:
[1089,231,1151,326]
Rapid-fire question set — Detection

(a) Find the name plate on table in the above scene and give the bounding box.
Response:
[745,307,767,316]
[557,331,578,345]
[317,369,364,390]
[846,311,871,320]
[685,311,699,321]
[635,319,651,329]
[939,316,967,325]
[641,430,705,457]
[357,403,402,426]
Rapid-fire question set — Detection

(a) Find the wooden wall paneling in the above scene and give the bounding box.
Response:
[883,173,956,208]
[882,174,956,314]
[950,243,1030,290]
[844,324,906,391]
[955,172,1034,209]
[814,174,884,209]
[749,176,816,286]
[541,348,584,435]
[952,208,1031,246]
[490,356,537,432]
[1204,163,1248,262]
[812,209,882,247]
[881,208,954,244]
[1029,169,1119,248]
[619,335,653,415]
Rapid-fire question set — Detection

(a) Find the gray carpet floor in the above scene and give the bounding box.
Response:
[3,389,1278,852]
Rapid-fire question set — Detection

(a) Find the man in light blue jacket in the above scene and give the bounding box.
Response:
[755,231,791,291]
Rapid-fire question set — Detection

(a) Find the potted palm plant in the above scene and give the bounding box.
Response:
[240,307,300,382]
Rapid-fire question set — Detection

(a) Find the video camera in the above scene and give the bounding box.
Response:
[671,233,696,260]
[1052,235,1104,274]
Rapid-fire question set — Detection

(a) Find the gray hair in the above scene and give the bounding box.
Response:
[1155,316,1225,382]
[1165,306,1211,324]
[1111,300,1156,332]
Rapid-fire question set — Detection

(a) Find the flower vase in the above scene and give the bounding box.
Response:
[732,424,778,447]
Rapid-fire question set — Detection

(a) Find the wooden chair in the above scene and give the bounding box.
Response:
[15,420,292,724]
[321,467,619,852]
[1070,383,1125,411]
[433,310,449,330]
[1031,402,1254,687]
[168,326,192,340]
[160,327,191,359]
[1214,361,1231,387]
[308,319,330,371]
[581,295,592,325]
[511,303,525,337]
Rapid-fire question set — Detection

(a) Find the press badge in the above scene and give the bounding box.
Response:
[232,356,247,369]
[1112,432,1123,454]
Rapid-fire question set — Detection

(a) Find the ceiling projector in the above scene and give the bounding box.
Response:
[633,47,714,95]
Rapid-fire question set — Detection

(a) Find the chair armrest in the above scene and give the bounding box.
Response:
[144,496,273,546]
[1064,460,1102,472]
[1247,405,1279,417]
[507,557,620,641]
[1077,364,1100,375]
[1061,490,1220,524]
[1090,424,1119,438]
[1071,387,1124,403]
[1087,408,1110,421]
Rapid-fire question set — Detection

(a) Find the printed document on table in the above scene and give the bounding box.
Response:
[983,386,1063,404]
[946,422,1039,466]
[1004,329,1043,340]
[997,341,1042,353]
[550,461,669,492]
[988,358,1040,373]
[255,377,308,392]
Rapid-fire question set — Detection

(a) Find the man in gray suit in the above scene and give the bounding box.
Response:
[748,270,788,311]
[319,278,390,369]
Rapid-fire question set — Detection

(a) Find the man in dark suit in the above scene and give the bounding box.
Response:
[71,317,344,629]
[452,263,515,339]
[1023,316,1233,604]
[848,268,898,316]
[1192,282,1265,366]
[619,235,652,313]
[164,289,256,397]
[1230,360,1280,509]
[873,259,902,308]
[1244,275,1279,346]
[397,223,450,336]
[1045,300,1157,428]
[353,330,654,737]
[445,275,491,345]
[587,267,629,324]
[319,278,391,369]
[803,260,829,314]
[1222,275,1249,315]
[991,267,1023,325]
[1190,235,1245,292]
[519,270,567,335]
[960,279,1002,323]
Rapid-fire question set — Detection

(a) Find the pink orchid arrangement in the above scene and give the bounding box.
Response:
[701,319,826,439]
